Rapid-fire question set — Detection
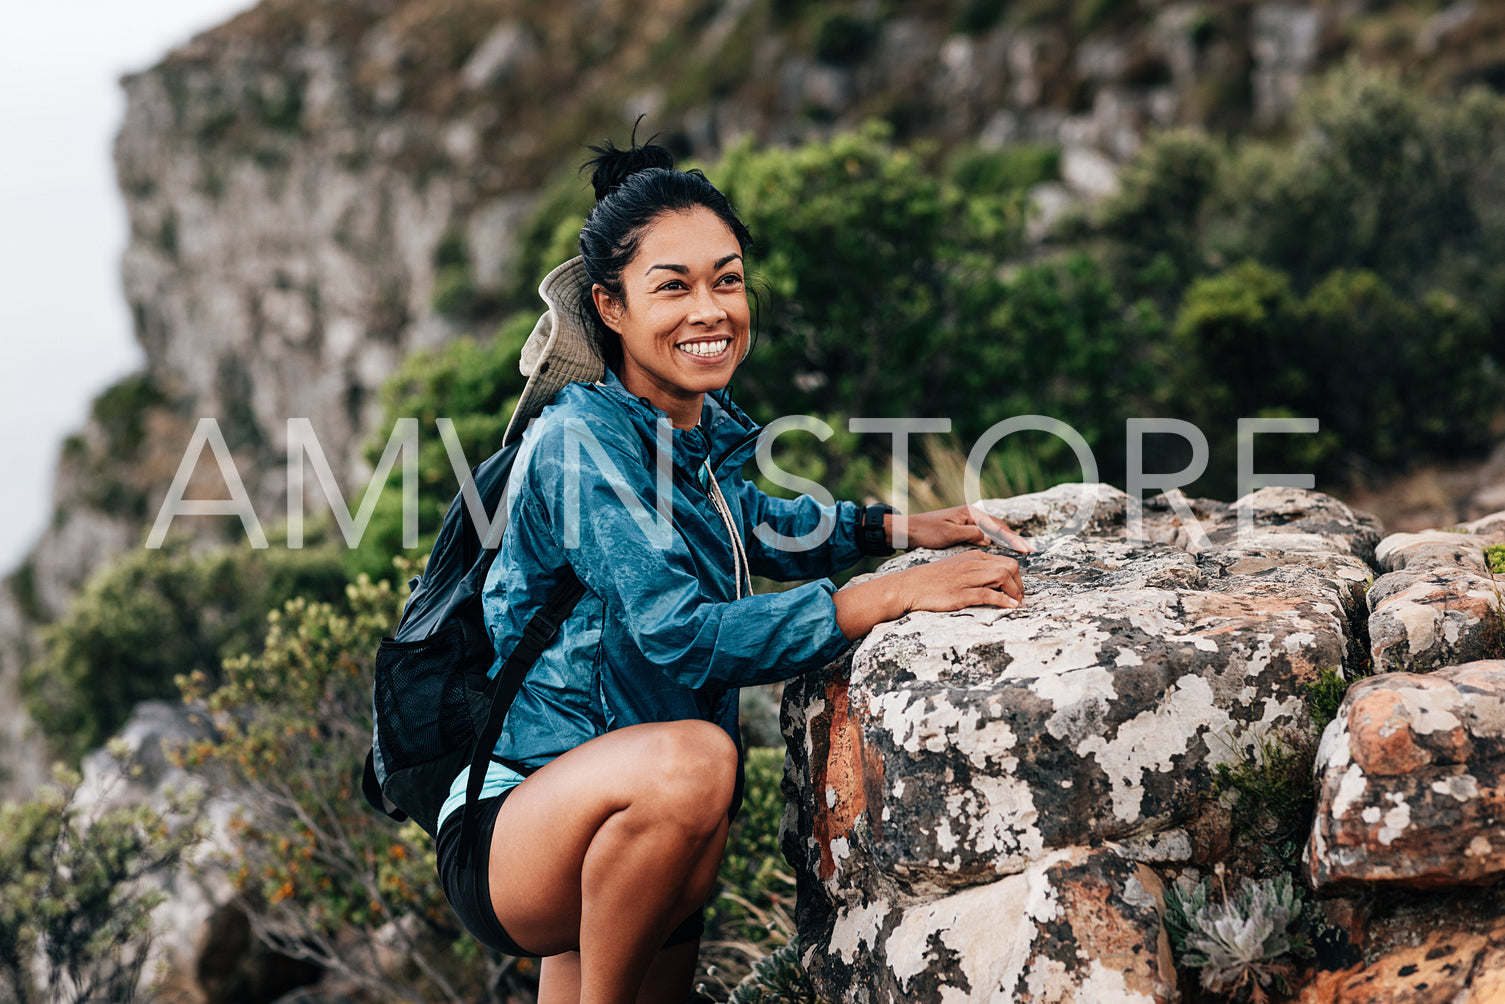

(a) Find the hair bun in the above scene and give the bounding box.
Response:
[583,136,675,202]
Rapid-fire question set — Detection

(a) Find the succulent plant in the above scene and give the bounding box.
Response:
[1164,870,1312,1003]
[727,942,826,1004]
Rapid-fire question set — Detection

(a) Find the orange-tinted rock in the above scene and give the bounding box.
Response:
[782,485,1380,1002]
[1366,564,1501,674]
[1295,918,1505,1004]
[1308,663,1505,890]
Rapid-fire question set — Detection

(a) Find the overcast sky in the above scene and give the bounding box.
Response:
[0,0,252,573]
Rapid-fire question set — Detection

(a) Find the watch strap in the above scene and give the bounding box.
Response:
[857,503,897,557]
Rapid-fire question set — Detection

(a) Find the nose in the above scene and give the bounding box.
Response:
[688,282,727,325]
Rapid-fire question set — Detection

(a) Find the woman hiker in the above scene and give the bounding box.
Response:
[432,137,1032,1004]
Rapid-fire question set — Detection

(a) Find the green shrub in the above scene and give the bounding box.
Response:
[22,543,349,763]
[946,143,1061,194]
[726,942,826,1004]
[346,314,535,583]
[1211,727,1317,870]
[1305,667,1352,735]
[90,373,168,458]
[707,747,792,945]
[1161,260,1498,494]
[0,765,203,1004]
[1099,130,1223,291]
[713,125,1036,475]
[431,265,480,318]
[176,577,524,1003]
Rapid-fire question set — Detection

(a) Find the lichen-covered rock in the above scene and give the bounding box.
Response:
[803,846,1176,1004]
[783,484,1378,1002]
[1307,661,1505,890]
[1296,916,1505,1004]
[1374,530,1489,575]
[1366,535,1501,672]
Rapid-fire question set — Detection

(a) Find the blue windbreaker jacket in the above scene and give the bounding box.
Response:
[437,371,865,828]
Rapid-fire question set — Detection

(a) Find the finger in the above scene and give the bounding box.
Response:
[963,586,1018,610]
[1002,562,1025,600]
[971,508,1034,554]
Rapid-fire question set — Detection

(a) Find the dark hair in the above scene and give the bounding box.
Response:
[576,134,754,373]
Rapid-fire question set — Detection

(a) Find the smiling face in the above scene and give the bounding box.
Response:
[592,206,750,428]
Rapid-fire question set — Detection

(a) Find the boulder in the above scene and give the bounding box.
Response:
[1296,915,1505,1004]
[782,485,1379,1002]
[1366,566,1500,674]
[803,846,1176,1004]
[74,701,321,1004]
[1307,661,1505,890]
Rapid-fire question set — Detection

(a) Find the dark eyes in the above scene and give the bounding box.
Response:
[656,273,743,292]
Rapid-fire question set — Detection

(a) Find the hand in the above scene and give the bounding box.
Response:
[833,550,1024,640]
[888,504,1034,553]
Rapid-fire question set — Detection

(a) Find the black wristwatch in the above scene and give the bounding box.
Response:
[857,503,897,557]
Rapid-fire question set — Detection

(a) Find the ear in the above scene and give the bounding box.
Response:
[592,283,625,335]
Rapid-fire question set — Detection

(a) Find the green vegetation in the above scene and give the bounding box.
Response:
[1211,727,1318,873]
[725,942,825,1004]
[171,578,517,1004]
[345,315,535,582]
[1486,543,1505,575]
[1306,666,1354,735]
[1095,67,1505,495]
[0,766,203,1004]
[23,543,349,764]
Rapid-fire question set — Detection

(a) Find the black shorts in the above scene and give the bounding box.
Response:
[435,791,706,957]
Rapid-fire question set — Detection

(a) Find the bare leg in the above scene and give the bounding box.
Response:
[537,952,579,1004]
[538,940,700,1004]
[484,720,735,1004]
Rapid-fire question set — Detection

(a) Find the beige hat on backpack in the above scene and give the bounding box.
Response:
[502,257,606,446]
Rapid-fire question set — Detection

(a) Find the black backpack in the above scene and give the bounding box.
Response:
[361,437,584,862]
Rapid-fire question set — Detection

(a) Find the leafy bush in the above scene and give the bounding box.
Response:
[1164,870,1312,1002]
[946,142,1061,194]
[713,124,1023,432]
[0,765,203,1004]
[346,314,535,583]
[1099,129,1223,291]
[175,576,525,1004]
[1096,67,1505,493]
[1162,260,1496,493]
[23,543,349,763]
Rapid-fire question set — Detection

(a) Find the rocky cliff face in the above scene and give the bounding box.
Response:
[0,1,1496,793]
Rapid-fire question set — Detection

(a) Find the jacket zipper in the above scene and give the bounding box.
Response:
[701,458,752,599]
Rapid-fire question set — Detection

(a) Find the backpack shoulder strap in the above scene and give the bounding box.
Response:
[459,566,588,866]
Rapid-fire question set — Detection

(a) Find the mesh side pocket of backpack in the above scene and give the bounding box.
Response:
[371,620,475,776]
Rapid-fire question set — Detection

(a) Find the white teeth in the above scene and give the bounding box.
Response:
[677,339,729,358]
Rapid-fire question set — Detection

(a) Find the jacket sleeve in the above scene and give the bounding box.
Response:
[525,417,853,691]
[729,473,866,581]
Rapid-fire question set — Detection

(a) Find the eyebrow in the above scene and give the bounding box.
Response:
[644,253,743,276]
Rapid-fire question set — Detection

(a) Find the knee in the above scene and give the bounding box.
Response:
[640,721,738,828]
